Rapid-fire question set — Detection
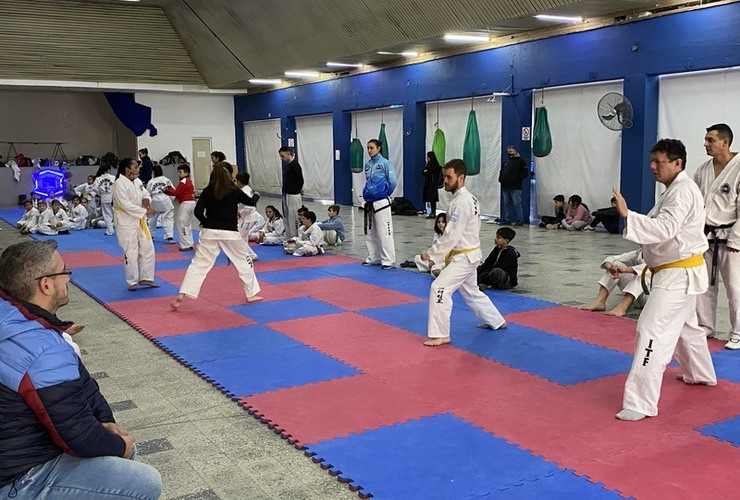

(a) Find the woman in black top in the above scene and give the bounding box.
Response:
[171,162,262,310]
[422,151,442,219]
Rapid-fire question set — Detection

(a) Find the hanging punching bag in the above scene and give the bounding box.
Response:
[432,128,446,165]
[533,107,553,158]
[463,110,481,175]
[378,123,389,160]
[349,138,364,173]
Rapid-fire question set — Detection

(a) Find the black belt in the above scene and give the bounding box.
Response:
[363,198,391,234]
[705,222,735,286]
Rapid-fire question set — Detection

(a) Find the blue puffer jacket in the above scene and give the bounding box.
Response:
[0,291,125,488]
[363,154,397,202]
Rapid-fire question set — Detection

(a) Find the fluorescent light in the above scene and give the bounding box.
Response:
[444,33,490,43]
[400,52,419,58]
[327,62,363,69]
[535,14,583,23]
[377,51,419,58]
[118,0,141,2]
[249,79,281,85]
[285,71,320,79]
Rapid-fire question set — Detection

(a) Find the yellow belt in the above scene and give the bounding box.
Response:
[444,247,478,266]
[114,207,152,240]
[640,254,704,295]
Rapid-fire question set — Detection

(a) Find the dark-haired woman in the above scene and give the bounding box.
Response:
[422,151,442,218]
[171,162,262,310]
[112,158,158,291]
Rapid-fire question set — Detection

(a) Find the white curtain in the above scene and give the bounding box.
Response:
[425,97,502,216]
[534,82,623,216]
[658,67,740,180]
[296,114,334,201]
[244,119,282,194]
[350,108,404,206]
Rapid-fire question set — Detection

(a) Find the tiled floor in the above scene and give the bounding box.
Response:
[0,196,731,499]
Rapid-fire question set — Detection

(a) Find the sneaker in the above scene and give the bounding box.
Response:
[179,246,194,251]
[400,260,415,268]
[166,237,175,243]
[725,336,740,350]
[582,226,595,232]
[381,265,394,270]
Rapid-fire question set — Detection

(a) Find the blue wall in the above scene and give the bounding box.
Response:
[235,3,740,213]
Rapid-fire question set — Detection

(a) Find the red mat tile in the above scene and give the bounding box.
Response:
[156,267,304,306]
[279,277,424,311]
[240,374,444,445]
[107,296,255,337]
[254,254,358,273]
[60,250,121,268]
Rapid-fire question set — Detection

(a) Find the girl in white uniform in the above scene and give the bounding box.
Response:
[401,213,447,277]
[145,164,175,242]
[259,205,286,246]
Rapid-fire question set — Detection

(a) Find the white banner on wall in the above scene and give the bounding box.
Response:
[350,107,404,207]
[533,81,623,217]
[658,66,740,181]
[244,119,282,194]
[296,114,334,200]
[425,97,502,216]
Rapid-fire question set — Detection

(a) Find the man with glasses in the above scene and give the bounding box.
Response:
[0,240,161,498]
[612,139,717,421]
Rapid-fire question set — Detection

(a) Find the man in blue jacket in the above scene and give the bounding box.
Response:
[363,139,397,269]
[0,240,161,499]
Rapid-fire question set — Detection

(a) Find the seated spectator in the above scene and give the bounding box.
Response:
[283,211,324,256]
[69,195,89,230]
[35,199,72,235]
[0,240,162,499]
[583,197,620,233]
[477,227,520,290]
[318,204,346,245]
[258,205,287,246]
[400,213,447,277]
[16,199,40,234]
[581,248,647,317]
[539,194,566,229]
[560,195,592,231]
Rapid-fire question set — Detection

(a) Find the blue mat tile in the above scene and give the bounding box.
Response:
[711,350,740,383]
[697,415,740,447]
[493,470,633,499]
[31,232,124,255]
[309,413,624,500]
[72,265,180,302]
[154,259,193,271]
[230,297,343,323]
[190,343,360,397]
[0,208,25,224]
[483,288,559,314]
[157,325,306,364]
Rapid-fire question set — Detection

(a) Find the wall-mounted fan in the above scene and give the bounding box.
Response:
[597,92,633,130]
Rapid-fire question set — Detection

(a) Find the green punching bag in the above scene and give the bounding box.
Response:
[432,127,446,165]
[349,138,364,173]
[378,123,389,160]
[463,110,481,175]
[533,106,553,158]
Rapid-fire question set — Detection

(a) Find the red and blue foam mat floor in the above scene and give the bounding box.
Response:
[1,207,737,499]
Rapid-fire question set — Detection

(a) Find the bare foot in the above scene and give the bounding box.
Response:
[423,337,451,346]
[139,280,160,288]
[171,294,184,310]
[246,295,264,303]
[581,302,606,312]
[128,284,138,291]
[606,308,627,317]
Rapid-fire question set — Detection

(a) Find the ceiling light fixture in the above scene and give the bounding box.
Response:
[535,14,583,23]
[249,79,282,85]
[377,51,419,58]
[327,62,363,69]
[285,71,320,79]
[443,33,490,43]
[400,51,419,58]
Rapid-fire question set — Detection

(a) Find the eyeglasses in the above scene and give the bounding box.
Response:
[650,159,676,165]
[35,268,72,280]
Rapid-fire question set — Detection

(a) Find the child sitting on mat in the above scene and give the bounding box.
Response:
[284,211,324,256]
[400,213,447,277]
[477,227,519,290]
[258,205,286,246]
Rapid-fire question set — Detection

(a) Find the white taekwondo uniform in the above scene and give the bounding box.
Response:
[146,175,175,240]
[17,207,39,231]
[36,206,73,235]
[621,171,716,417]
[286,223,324,256]
[69,203,89,230]
[94,173,116,235]
[112,175,155,287]
[260,217,286,246]
[599,249,647,306]
[693,153,740,343]
[426,186,506,339]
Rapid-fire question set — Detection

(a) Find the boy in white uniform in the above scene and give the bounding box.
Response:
[145,164,175,242]
[613,139,716,421]
[69,196,89,230]
[284,211,324,256]
[581,249,647,317]
[93,165,116,236]
[693,123,740,350]
[235,172,263,260]
[36,199,73,235]
[17,199,40,234]
[420,159,507,346]
[112,158,158,291]
[74,175,98,213]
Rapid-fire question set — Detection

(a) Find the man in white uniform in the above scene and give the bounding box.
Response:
[693,123,740,350]
[421,159,507,346]
[112,158,158,291]
[613,139,717,421]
